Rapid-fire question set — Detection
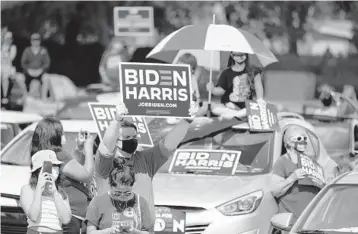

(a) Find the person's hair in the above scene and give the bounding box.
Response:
[30,117,64,157]
[109,158,136,187]
[177,53,197,72]
[29,167,67,199]
[227,52,249,68]
[93,134,101,155]
[226,52,262,99]
[120,120,137,132]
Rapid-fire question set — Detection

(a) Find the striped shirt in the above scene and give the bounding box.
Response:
[27,195,62,232]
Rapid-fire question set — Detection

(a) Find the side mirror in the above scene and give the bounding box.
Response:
[271,213,294,232]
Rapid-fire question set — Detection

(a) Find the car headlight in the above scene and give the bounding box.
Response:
[216,190,264,216]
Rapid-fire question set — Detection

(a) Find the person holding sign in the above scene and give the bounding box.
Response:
[86,160,152,234]
[94,102,198,226]
[206,52,264,120]
[270,126,323,223]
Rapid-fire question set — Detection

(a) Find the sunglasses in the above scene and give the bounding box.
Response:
[232,53,246,57]
[289,136,307,143]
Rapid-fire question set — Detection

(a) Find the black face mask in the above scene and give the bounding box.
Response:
[321,95,333,107]
[120,139,138,154]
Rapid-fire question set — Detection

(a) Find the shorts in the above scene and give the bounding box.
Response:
[25,72,44,92]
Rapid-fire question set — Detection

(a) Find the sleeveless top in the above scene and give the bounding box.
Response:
[1,44,15,67]
[27,195,62,232]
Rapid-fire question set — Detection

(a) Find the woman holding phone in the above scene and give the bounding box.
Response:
[20,150,72,234]
[85,158,153,234]
[30,117,96,233]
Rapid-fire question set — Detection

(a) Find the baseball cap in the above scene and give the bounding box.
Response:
[31,150,63,172]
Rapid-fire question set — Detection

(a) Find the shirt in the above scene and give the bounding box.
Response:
[85,193,153,232]
[57,151,95,218]
[216,67,261,107]
[27,192,62,232]
[273,155,321,222]
[94,143,168,221]
[21,46,51,71]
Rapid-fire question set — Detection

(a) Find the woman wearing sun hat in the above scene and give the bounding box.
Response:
[20,150,72,234]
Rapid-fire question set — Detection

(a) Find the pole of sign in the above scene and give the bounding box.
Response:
[206,14,216,149]
[207,14,216,118]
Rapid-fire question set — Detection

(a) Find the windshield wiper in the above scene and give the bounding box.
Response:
[298,230,326,234]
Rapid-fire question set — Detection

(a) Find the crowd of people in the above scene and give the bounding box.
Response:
[1,28,52,106]
[3,25,358,234]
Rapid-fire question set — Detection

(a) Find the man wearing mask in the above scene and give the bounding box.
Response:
[21,33,51,99]
[94,102,198,225]
[271,126,323,224]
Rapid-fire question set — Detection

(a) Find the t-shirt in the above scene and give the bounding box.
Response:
[94,143,169,222]
[57,151,96,217]
[85,193,153,232]
[216,67,261,108]
[272,155,321,222]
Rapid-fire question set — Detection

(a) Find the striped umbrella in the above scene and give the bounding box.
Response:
[146,24,278,68]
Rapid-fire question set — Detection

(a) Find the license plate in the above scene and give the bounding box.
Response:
[155,207,186,234]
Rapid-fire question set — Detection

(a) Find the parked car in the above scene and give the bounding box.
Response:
[151,113,338,234]
[0,114,338,234]
[270,171,358,234]
[0,110,42,148]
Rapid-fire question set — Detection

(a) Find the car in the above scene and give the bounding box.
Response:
[151,113,338,234]
[0,110,42,148]
[270,170,358,234]
[0,120,100,233]
[0,114,338,234]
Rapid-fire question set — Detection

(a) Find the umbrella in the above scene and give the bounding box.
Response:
[146,24,278,68]
[146,19,278,113]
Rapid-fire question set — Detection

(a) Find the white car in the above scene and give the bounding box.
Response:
[152,114,338,234]
[0,110,42,148]
[270,170,358,234]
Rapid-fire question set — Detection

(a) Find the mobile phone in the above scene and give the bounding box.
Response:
[42,161,53,174]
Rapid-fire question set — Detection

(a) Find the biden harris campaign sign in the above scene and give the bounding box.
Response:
[119,63,192,118]
[88,103,153,147]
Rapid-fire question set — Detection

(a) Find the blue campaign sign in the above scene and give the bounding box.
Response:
[113,6,154,37]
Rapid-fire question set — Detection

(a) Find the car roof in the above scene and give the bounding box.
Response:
[27,120,98,133]
[335,171,358,185]
[1,111,42,124]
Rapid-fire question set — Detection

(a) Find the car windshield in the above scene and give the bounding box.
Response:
[1,123,16,148]
[0,131,89,166]
[296,185,358,233]
[158,128,273,176]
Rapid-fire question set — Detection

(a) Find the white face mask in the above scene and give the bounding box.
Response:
[61,135,66,145]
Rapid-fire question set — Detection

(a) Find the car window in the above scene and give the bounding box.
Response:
[0,131,93,166]
[296,185,358,232]
[158,129,274,175]
[281,125,320,160]
[1,123,16,148]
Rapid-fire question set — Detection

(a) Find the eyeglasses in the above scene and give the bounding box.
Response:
[111,190,132,197]
[289,136,307,143]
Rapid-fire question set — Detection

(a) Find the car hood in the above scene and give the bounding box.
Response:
[0,165,30,196]
[153,172,271,209]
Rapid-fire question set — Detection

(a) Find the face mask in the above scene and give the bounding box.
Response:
[321,95,333,107]
[120,139,138,154]
[294,141,307,153]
